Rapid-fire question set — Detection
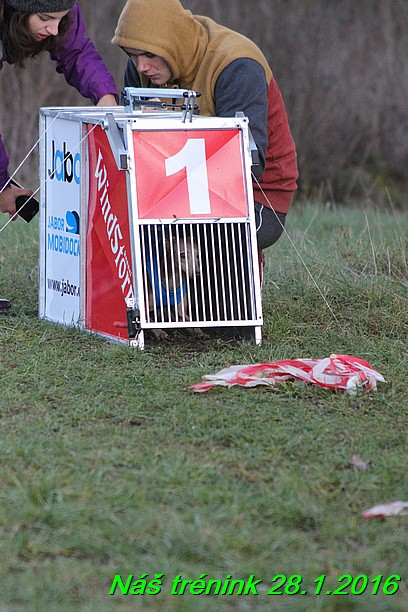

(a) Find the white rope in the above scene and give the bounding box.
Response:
[0,112,61,195]
[252,172,339,323]
[255,202,264,233]
[0,119,102,234]
[1,118,338,324]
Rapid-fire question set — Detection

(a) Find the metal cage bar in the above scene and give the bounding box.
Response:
[137,221,260,330]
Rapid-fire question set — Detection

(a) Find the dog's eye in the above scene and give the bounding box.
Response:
[179,253,186,259]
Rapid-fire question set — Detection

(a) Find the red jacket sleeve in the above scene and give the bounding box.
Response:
[252,79,298,213]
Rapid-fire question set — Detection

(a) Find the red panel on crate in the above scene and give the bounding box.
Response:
[134,129,248,219]
[86,126,133,339]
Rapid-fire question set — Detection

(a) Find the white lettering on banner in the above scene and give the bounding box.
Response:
[94,150,134,302]
[165,138,211,214]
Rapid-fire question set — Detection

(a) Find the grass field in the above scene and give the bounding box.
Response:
[0,201,407,611]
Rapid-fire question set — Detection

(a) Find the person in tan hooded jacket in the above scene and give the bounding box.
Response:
[112,0,298,251]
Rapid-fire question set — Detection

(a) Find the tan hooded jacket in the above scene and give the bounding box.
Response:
[112,0,272,116]
[113,0,298,213]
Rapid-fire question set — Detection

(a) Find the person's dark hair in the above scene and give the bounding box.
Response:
[0,2,72,67]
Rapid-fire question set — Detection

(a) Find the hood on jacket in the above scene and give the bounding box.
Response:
[112,0,207,86]
[112,0,272,115]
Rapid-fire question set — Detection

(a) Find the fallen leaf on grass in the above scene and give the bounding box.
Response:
[362,501,408,518]
[351,453,370,471]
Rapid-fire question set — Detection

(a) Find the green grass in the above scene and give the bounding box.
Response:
[0,201,407,611]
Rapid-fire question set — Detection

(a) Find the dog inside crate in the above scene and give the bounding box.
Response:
[196,222,256,323]
[140,222,257,339]
[140,223,205,339]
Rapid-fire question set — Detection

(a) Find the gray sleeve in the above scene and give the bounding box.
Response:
[214,58,268,176]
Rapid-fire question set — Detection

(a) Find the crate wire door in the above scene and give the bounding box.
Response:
[127,115,263,347]
[139,220,259,329]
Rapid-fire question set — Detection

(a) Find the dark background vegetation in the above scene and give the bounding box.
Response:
[1,0,407,208]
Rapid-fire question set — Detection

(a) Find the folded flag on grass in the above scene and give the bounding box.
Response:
[190,354,385,394]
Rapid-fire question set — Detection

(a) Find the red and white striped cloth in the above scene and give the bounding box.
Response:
[190,354,385,394]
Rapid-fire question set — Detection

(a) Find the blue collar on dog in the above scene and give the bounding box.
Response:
[146,250,187,307]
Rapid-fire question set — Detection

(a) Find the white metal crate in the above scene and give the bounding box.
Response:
[39,89,263,348]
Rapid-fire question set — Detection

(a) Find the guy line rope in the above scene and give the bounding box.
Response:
[0,114,338,323]
[251,174,339,323]
[0,116,102,233]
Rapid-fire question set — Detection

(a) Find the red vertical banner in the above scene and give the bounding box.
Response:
[86,126,133,339]
[133,129,248,219]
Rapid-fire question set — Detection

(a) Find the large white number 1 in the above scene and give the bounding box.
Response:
[165,138,211,214]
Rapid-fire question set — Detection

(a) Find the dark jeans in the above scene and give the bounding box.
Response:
[254,202,286,249]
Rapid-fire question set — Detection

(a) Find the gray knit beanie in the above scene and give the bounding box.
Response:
[6,0,75,12]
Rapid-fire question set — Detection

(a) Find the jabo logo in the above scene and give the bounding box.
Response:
[48,140,80,184]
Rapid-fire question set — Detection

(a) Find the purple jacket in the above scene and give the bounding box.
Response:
[0,3,118,189]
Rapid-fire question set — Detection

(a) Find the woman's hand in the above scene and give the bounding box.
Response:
[97,94,118,107]
[0,186,33,218]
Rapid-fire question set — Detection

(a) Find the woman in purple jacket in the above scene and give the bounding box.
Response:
[0,0,118,217]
